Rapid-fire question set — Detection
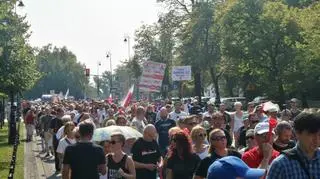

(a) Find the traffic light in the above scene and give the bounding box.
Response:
[85,68,90,77]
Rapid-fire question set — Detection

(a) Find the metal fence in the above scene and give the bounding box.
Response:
[8,122,20,179]
[8,94,21,179]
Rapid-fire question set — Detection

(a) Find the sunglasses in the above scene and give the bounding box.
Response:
[257,133,268,139]
[171,138,176,142]
[246,136,254,140]
[110,140,120,145]
[198,133,207,137]
[211,136,226,141]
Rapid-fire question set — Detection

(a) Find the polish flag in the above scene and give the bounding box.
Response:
[121,85,134,108]
[107,94,113,104]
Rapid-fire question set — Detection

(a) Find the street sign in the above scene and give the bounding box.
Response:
[172,66,192,81]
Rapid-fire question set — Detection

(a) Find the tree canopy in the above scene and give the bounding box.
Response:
[119,0,320,105]
[0,2,40,95]
[24,45,89,99]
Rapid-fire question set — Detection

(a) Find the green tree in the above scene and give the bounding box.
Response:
[285,2,320,106]
[24,45,89,99]
[0,2,40,95]
[219,0,302,104]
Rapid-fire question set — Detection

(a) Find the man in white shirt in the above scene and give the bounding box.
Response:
[131,106,147,134]
[169,101,188,121]
[97,104,106,126]
[203,102,215,119]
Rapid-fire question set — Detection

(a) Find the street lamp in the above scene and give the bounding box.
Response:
[123,35,140,101]
[17,0,24,7]
[124,35,130,61]
[106,52,112,95]
[97,61,101,99]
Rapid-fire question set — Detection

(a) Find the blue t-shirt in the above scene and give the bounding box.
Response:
[155,118,176,150]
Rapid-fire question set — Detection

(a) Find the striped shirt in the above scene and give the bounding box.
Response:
[267,145,320,179]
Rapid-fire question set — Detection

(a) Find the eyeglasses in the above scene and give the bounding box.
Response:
[110,140,120,145]
[198,133,207,137]
[246,136,254,140]
[257,133,268,139]
[210,136,226,141]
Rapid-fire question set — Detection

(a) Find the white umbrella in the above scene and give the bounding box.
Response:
[92,126,142,142]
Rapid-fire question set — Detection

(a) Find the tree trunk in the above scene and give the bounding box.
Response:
[210,67,221,104]
[270,54,285,105]
[194,69,202,103]
[225,75,234,97]
[8,91,16,145]
[300,90,309,108]
[278,80,285,106]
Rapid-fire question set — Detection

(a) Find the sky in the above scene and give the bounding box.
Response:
[20,0,162,75]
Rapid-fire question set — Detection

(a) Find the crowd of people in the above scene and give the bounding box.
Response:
[21,97,320,179]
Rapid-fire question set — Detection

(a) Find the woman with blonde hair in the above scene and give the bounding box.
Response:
[190,125,209,160]
[56,121,76,170]
[193,128,241,179]
[231,101,245,147]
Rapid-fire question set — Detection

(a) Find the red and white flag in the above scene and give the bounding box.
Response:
[107,93,113,104]
[121,85,134,108]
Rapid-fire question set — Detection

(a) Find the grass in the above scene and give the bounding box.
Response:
[0,122,24,179]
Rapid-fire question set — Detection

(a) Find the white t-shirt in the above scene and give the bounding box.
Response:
[183,104,189,113]
[73,113,81,124]
[56,137,76,154]
[97,109,107,124]
[169,111,188,121]
[233,112,244,133]
[56,126,65,140]
[196,145,210,160]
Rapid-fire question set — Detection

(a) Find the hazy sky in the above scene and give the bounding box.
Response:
[21,0,161,75]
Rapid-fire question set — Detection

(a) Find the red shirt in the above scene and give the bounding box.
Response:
[242,146,279,168]
[25,112,35,124]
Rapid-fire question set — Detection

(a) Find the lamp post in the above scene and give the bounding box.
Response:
[97,61,101,99]
[124,35,140,101]
[124,35,130,61]
[106,52,112,95]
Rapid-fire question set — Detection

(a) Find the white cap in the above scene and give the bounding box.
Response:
[263,101,279,113]
[254,122,275,135]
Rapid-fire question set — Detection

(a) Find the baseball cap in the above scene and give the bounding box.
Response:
[254,122,275,135]
[246,129,254,137]
[208,156,266,179]
[290,98,298,103]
